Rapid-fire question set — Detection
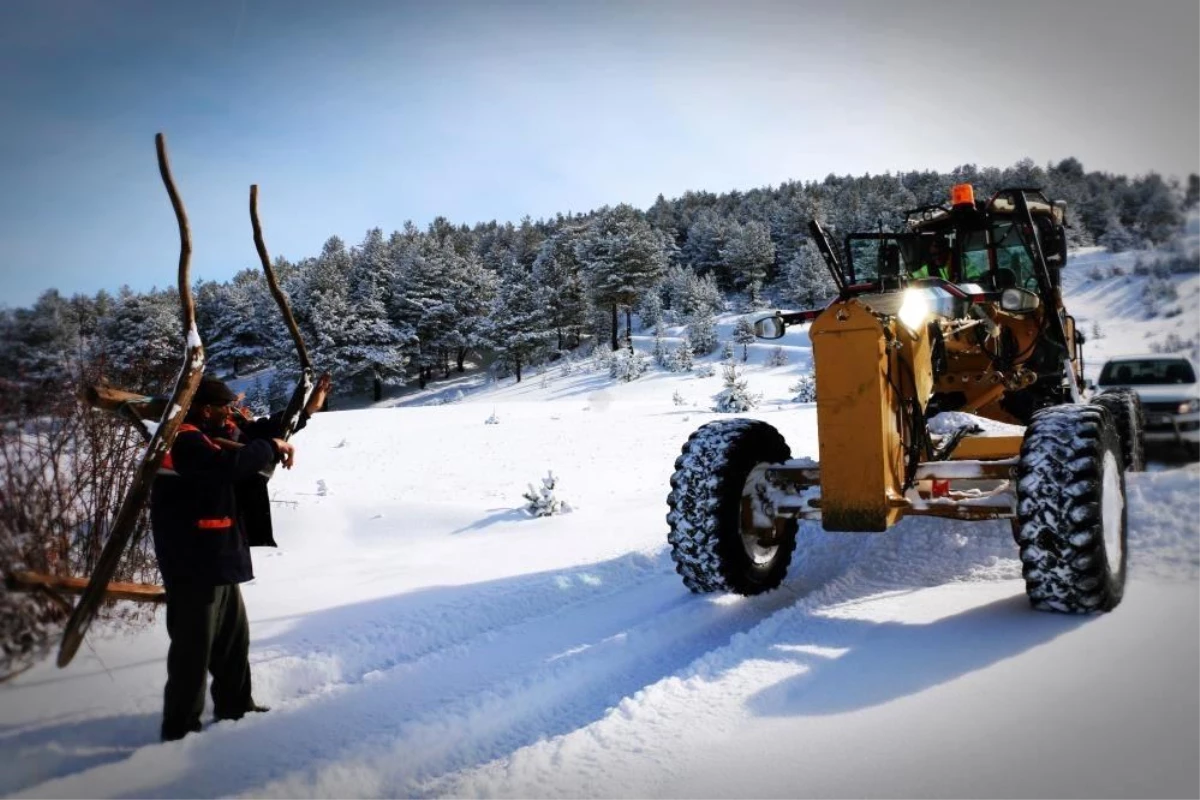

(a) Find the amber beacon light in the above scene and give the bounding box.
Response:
[951,183,976,207]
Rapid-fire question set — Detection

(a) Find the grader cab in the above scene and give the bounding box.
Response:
[666,185,1144,613]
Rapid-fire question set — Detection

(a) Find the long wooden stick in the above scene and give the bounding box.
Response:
[251,185,311,370]
[8,571,165,604]
[79,384,166,420]
[57,133,206,668]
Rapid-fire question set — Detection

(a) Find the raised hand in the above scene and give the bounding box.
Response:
[305,372,332,415]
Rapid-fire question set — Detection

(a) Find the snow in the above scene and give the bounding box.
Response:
[1,246,1198,798]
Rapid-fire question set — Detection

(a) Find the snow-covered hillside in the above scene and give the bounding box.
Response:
[1,247,1197,799]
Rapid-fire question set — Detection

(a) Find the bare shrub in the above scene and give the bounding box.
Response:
[1,362,161,679]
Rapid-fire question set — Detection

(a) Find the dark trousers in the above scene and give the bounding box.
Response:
[161,583,252,740]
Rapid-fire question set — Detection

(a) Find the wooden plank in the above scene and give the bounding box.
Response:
[79,384,167,421]
[7,570,165,604]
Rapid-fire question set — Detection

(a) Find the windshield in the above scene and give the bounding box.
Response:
[991,222,1039,290]
[845,235,920,284]
[1098,359,1196,386]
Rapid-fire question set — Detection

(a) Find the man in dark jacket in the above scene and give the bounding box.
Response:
[151,374,326,741]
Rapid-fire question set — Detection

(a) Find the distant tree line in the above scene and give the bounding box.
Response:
[1,158,1195,403]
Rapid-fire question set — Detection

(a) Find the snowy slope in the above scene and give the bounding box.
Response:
[1,247,1197,799]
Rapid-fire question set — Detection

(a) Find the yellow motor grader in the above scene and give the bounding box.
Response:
[666,185,1144,613]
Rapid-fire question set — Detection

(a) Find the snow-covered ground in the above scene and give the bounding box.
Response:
[2,246,1198,799]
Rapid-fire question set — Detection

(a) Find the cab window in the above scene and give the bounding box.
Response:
[991,222,1038,290]
[960,229,990,282]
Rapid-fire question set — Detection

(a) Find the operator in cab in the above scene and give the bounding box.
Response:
[911,236,952,281]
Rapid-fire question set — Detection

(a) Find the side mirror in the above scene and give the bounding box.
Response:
[754,314,786,339]
[1000,288,1040,314]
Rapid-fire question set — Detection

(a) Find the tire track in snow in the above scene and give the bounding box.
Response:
[237,521,1017,797]
[250,550,673,705]
[19,515,1023,799]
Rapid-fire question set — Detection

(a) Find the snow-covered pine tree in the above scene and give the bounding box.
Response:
[267,368,292,412]
[533,231,590,351]
[720,220,775,300]
[575,204,669,351]
[1134,182,1181,243]
[609,347,649,382]
[0,289,80,389]
[245,376,271,416]
[669,337,694,372]
[783,241,837,309]
[392,233,459,387]
[687,312,718,356]
[484,261,552,382]
[791,372,817,402]
[438,241,498,374]
[636,289,664,332]
[290,236,357,388]
[99,286,181,387]
[652,322,668,367]
[1185,174,1200,212]
[712,362,761,412]
[212,270,277,377]
[682,209,731,286]
[522,471,567,517]
[766,346,789,367]
[733,316,757,362]
[342,229,414,400]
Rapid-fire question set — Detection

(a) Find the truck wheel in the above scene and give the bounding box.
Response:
[1091,388,1145,471]
[1013,404,1127,612]
[666,419,797,595]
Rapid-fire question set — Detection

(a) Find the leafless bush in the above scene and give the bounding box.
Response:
[1,361,161,679]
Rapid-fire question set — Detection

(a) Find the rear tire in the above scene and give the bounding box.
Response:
[1013,404,1127,612]
[1091,388,1145,472]
[666,419,797,595]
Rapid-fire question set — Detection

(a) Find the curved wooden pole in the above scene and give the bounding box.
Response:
[251,185,311,370]
[57,133,206,668]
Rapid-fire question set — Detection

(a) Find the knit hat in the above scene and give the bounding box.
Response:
[193,376,238,406]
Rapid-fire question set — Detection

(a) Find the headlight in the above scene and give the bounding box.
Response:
[897,289,931,333]
[1178,400,1197,414]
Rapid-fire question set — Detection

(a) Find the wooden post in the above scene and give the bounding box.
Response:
[8,571,165,604]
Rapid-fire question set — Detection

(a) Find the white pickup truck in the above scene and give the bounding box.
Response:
[1096,354,1200,459]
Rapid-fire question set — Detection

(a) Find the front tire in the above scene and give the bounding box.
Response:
[666,419,797,595]
[1013,404,1127,612]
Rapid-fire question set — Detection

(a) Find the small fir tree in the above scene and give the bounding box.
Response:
[733,317,757,362]
[688,312,718,356]
[523,472,568,517]
[790,372,817,403]
[669,339,694,372]
[713,362,761,412]
[610,348,649,382]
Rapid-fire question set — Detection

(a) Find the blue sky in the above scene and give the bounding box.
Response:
[1,0,1197,308]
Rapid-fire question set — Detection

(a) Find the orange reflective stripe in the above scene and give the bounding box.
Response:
[196,517,233,530]
[174,424,221,452]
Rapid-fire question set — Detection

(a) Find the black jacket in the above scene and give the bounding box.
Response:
[150,411,305,589]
